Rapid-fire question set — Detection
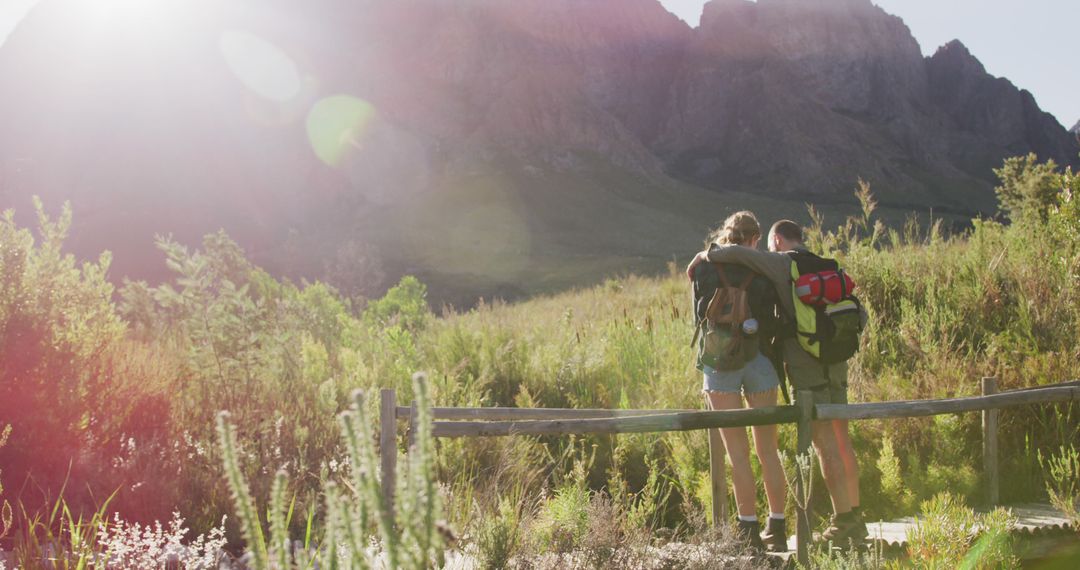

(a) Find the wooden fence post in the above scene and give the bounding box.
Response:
[795,391,814,568]
[380,388,397,518]
[707,427,728,526]
[982,377,999,506]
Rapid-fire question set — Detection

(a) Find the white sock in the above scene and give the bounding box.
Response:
[738,514,758,522]
[769,512,785,520]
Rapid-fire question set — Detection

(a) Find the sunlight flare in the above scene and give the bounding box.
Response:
[219,29,302,103]
[306,95,377,167]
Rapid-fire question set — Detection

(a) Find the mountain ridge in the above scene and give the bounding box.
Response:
[0,0,1076,303]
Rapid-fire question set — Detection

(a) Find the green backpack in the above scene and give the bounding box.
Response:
[787,251,864,364]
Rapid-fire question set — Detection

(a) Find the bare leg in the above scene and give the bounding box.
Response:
[746,388,787,515]
[811,420,851,515]
[832,419,860,509]
[705,391,757,518]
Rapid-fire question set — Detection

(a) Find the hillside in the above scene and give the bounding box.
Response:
[0,0,1076,304]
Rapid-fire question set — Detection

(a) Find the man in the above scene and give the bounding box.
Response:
[686,220,867,544]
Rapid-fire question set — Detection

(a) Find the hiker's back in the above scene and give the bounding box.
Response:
[693,262,777,371]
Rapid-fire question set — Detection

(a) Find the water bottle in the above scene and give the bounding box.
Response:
[742,318,759,336]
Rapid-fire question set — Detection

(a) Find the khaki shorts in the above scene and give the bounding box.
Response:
[787,360,849,405]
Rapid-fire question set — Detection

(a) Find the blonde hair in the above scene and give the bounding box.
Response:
[708,211,761,247]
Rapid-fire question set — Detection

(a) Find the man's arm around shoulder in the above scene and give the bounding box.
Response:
[705,245,791,288]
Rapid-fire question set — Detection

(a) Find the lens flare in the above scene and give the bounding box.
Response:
[219,29,302,103]
[306,95,376,167]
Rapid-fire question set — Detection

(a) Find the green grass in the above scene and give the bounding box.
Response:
[2,157,1078,566]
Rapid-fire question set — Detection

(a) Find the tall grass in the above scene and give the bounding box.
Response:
[1,156,1077,564]
[215,374,443,569]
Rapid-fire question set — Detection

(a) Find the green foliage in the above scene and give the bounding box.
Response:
[802,542,888,570]
[905,493,1018,569]
[531,482,592,553]
[120,232,364,526]
[1039,445,1080,527]
[876,436,914,516]
[994,153,1065,224]
[0,199,172,516]
[6,153,1080,566]
[363,275,430,332]
[475,498,523,570]
[217,374,442,569]
[12,488,117,570]
[217,412,270,569]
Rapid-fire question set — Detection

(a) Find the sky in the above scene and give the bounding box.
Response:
[0,0,38,45]
[1,0,1077,127]
[659,0,1079,128]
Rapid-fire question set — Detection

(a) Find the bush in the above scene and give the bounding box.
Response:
[0,199,172,517]
[994,153,1066,224]
[475,498,523,570]
[217,373,443,569]
[12,495,229,570]
[905,493,1018,569]
[1039,445,1080,528]
[530,482,591,554]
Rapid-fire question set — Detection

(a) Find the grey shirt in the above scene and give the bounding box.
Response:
[706,244,799,320]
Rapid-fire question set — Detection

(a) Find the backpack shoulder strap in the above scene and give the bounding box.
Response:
[787,249,838,274]
[715,263,731,288]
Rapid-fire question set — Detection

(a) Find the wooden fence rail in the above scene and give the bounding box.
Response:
[380,378,1079,566]
[396,406,699,421]
[814,385,1080,421]
[429,406,800,437]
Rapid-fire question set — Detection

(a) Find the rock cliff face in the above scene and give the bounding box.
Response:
[0,0,1076,295]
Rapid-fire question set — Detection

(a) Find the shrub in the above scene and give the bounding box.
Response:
[530,482,591,554]
[475,498,522,570]
[95,513,228,569]
[994,153,1065,224]
[216,373,443,569]
[1039,445,1080,527]
[905,493,1018,569]
[363,276,430,332]
[0,199,172,517]
[11,493,227,570]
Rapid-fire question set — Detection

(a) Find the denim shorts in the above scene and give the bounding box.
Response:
[702,354,781,395]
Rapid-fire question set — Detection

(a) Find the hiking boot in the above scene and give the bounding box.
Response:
[819,512,865,546]
[736,519,766,553]
[850,512,869,543]
[761,516,788,552]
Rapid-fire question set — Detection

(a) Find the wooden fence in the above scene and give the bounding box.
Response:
[380,378,1080,565]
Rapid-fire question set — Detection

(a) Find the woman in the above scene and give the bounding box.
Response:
[691,211,787,553]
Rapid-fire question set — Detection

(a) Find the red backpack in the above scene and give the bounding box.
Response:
[793,270,856,306]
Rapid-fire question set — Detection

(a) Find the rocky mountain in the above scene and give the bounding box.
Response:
[1,0,1076,301]
[1072,121,1080,135]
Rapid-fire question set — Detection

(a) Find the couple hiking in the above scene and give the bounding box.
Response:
[688,211,867,553]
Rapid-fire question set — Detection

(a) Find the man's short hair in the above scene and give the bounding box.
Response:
[770,220,803,243]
